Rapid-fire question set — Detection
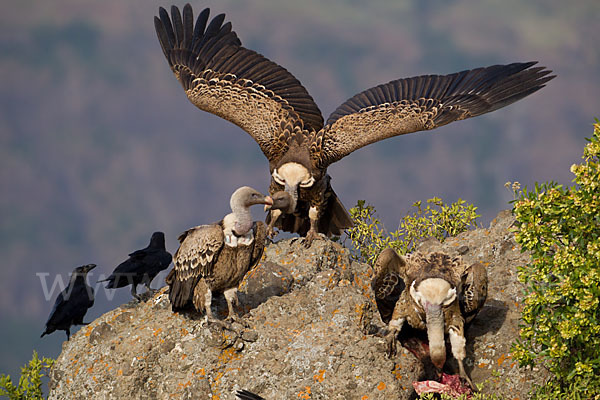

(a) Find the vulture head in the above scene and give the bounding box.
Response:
[410,278,457,369]
[230,186,273,210]
[272,162,315,210]
[264,191,294,214]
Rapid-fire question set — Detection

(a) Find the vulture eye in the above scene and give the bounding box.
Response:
[272,169,285,185]
[299,176,315,188]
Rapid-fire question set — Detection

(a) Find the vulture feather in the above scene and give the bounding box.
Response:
[155,4,554,246]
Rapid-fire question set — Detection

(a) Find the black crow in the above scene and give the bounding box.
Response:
[100,232,172,300]
[41,264,96,340]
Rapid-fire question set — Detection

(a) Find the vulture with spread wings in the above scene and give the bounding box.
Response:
[154,4,554,246]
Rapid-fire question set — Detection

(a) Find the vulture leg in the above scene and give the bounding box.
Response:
[303,206,320,247]
[384,316,405,358]
[204,289,214,320]
[267,209,282,238]
[449,328,476,390]
[224,288,240,322]
[65,328,71,340]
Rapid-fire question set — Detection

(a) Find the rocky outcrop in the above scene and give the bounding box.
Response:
[48,211,546,399]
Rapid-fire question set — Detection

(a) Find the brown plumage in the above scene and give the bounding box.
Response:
[167,188,290,321]
[372,248,487,388]
[155,4,555,246]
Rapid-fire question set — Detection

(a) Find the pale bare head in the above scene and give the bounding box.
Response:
[272,162,315,190]
[410,278,456,311]
[230,186,273,210]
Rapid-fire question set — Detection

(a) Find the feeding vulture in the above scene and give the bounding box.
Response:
[154,4,555,246]
[41,264,96,340]
[372,248,487,389]
[99,232,173,301]
[167,187,291,322]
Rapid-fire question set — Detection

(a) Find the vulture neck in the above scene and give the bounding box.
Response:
[229,201,253,236]
[425,304,446,369]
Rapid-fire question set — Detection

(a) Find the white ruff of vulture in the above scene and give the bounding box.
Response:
[41,264,96,340]
[372,248,488,388]
[154,4,555,246]
[99,232,173,301]
[167,187,291,322]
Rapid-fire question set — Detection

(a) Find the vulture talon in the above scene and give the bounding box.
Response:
[385,332,398,358]
[303,230,319,248]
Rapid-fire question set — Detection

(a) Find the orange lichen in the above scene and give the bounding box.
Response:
[377,381,386,391]
[392,363,403,380]
[117,369,123,376]
[497,353,510,365]
[218,347,241,364]
[297,386,312,399]
[361,396,369,400]
[313,369,325,383]
[153,328,162,336]
[180,328,189,336]
[195,368,206,377]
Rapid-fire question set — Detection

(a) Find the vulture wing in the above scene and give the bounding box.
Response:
[249,221,268,269]
[154,5,324,161]
[316,62,554,167]
[371,248,407,323]
[170,223,224,309]
[459,262,488,323]
[174,223,224,280]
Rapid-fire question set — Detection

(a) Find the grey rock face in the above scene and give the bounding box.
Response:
[49,211,545,399]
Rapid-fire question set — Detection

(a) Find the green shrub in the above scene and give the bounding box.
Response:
[0,351,54,400]
[511,121,600,399]
[346,197,479,264]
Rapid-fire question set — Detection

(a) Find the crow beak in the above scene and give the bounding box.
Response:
[85,264,97,272]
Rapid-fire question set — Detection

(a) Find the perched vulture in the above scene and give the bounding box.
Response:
[99,232,172,301]
[372,248,487,388]
[154,4,555,246]
[41,264,96,340]
[167,187,291,321]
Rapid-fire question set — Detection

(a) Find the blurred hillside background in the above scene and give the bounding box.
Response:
[1,0,598,382]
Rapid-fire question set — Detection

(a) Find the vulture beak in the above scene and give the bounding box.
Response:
[263,196,273,208]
